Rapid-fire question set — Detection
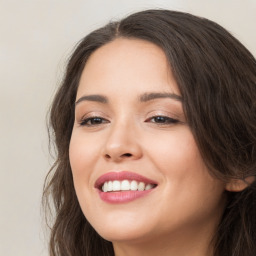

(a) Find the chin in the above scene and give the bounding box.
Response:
[87,213,154,243]
[98,227,152,244]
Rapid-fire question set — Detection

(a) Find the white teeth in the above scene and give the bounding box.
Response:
[121,180,130,190]
[102,182,107,192]
[138,182,145,191]
[145,184,154,190]
[107,181,113,191]
[112,180,121,191]
[101,180,155,192]
[130,180,138,191]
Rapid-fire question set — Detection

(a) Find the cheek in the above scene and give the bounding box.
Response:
[69,132,98,209]
[146,127,201,176]
[69,131,102,199]
[69,131,99,173]
[145,128,224,203]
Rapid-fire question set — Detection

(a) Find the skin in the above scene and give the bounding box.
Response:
[69,38,227,256]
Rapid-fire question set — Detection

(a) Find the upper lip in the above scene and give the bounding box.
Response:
[95,171,158,189]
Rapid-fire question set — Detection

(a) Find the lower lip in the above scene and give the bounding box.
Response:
[98,189,154,203]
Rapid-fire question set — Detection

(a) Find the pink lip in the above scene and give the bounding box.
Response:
[95,171,157,204]
[95,171,157,188]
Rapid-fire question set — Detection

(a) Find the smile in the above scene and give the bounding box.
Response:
[102,180,155,192]
[95,171,158,203]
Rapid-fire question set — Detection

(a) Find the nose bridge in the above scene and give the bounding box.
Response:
[103,115,142,161]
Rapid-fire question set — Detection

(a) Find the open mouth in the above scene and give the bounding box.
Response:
[95,171,158,203]
[100,180,157,192]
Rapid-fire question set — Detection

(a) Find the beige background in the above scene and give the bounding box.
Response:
[1,1,255,255]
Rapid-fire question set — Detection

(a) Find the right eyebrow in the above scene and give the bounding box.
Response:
[75,94,108,106]
[139,92,183,102]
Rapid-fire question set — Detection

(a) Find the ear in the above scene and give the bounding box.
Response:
[225,176,255,192]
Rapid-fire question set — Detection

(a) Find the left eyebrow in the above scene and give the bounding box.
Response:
[75,94,108,106]
[139,92,183,102]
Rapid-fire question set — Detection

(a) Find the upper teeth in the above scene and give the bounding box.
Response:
[101,180,154,192]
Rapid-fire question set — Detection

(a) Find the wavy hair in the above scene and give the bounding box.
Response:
[43,9,256,256]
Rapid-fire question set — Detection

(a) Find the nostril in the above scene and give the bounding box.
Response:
[122,153,132,157]
[104,152,136,161]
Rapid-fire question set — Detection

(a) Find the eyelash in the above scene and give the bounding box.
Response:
[79,115,179,127]
[79,116,109,126]
[146,115,179,125]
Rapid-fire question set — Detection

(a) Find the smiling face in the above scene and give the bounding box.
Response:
[69,38,226,252]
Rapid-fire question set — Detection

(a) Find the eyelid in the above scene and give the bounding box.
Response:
[144,109,184,126]
[145,110,180,120]
[76,110,108,120]
[145,115,179,124]
[79,116,110,127]
[76,111,110,126]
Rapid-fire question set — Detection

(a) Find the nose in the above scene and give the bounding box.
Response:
[102,122,143,162]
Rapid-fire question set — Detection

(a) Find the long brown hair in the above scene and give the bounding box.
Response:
[43,9,256,256]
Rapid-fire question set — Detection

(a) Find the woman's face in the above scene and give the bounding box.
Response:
[69,38,226,246]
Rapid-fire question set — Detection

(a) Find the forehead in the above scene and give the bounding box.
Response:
[77,38,180,97]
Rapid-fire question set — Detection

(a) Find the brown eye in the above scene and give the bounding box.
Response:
[80,117,109,126]
[147,116,179,124]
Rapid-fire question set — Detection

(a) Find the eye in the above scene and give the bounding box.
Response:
[79,116,109,126]
[146,115,179,125]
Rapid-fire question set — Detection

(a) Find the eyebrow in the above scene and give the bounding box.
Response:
[139,92,183,102]
[75,94,108,105]
[75,92,183,106]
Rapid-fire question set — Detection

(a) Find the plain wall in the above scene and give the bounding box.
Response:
[1,1,255,255]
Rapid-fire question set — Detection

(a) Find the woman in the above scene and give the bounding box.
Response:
[44,9,256,256]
